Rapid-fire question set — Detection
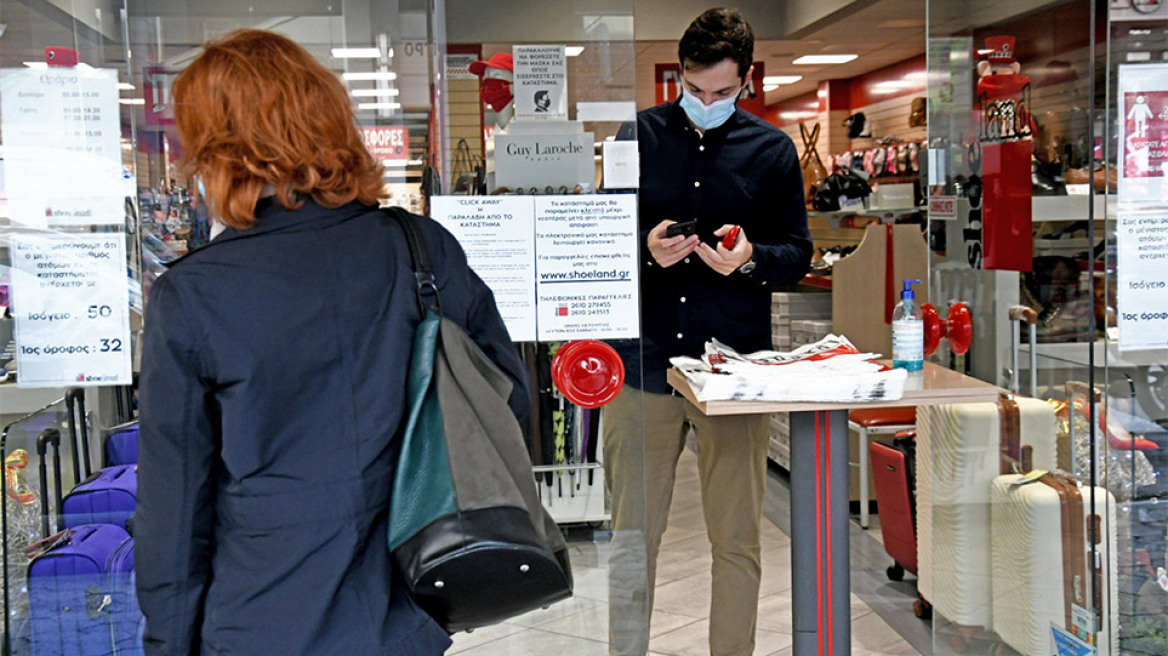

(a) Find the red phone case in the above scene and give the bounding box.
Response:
[721,225,740,249]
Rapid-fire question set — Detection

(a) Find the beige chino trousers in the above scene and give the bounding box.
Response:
[603,384,770,656]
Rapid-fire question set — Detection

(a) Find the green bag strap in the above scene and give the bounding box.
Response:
[385,207,441,316]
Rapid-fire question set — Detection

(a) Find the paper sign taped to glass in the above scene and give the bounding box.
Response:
[670,335,907,403]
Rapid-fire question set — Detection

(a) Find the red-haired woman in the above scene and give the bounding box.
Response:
[135,29,527,655]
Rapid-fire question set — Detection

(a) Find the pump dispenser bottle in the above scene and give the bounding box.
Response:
[892,279,924,371]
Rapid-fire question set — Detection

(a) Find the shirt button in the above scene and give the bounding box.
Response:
[677,333,684,339]
[684,257,690,264]
[694,181,701,188]
[680,296,687,303]
[699,145,705,152]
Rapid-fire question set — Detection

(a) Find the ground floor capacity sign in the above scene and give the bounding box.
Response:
[11,233,132,386]
[1118,211,1168,351]
[535,196,639,341]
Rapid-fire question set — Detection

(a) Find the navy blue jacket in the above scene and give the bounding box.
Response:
[136,198,528,654]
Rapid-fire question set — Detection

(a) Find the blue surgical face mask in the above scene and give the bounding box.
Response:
[679,85,741,130]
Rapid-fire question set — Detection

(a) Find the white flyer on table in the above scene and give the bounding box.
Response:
[534,195,640,341]
[430,196,537,342]
[10,233,132,387]
[1,67,124,227]
[670,336,906,402]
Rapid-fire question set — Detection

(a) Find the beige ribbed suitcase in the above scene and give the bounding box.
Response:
[916,396,1057,630]
[990,473,1117,655]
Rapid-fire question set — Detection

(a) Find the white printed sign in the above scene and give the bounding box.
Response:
[513,45,568,121]
[11,233,132,387]
[535,195,639,341]
[1117,211,1168,351]
[1,68,124,227]
[430,196,538,341]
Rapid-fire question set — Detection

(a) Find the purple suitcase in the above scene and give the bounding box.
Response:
[28,524,141,656]
[62,465,137,530]
[103,422,139,467]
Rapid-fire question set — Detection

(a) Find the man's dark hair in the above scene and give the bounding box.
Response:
[678,7,754,80]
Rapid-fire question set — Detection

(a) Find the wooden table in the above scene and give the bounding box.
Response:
[668,362,1000,656]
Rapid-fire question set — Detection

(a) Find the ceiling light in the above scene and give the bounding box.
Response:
[333,47,381,59]
[118,83,135,91]
[565,46,585,57]
[780,111,818,120]
[763,84,779,92]
[1127,51,1152,62]
[119,98,146,105]
[351,88,400,97]
[793,54,858,65]
[1129,28,1152,35]
[763,75,803,85]
[343,71,397,81]
[357,102,402,110]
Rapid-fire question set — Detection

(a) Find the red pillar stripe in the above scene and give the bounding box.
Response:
[815,411,824,656]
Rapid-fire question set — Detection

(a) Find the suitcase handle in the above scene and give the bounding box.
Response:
[36,429,64,538]
[65,388,93,481]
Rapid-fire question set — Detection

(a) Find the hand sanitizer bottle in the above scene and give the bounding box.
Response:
[892,279,924,371]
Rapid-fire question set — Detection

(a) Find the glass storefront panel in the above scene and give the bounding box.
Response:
[926,0,1168,654]
[2,1,648,653]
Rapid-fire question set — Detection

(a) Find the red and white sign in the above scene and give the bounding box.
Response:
[929,196,958,220]
[362,126,409,162]
[1118,65,1168,205]
[1122,90,1168,180]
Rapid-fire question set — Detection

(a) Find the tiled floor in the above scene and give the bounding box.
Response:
[450,443,926,655]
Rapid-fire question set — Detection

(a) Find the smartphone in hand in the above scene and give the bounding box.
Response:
[665,219,697,238]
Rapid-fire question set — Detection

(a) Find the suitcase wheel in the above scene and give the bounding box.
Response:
[912,598,932,620]
[887,563,905,581]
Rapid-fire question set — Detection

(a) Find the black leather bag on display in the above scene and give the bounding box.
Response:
[812,169,873,211]
[384,209,573,633]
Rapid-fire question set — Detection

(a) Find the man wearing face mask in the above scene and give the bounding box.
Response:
[603,8,812,656]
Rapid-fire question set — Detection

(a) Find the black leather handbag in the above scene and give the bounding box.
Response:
[385,209,573,633]
[812,169,873,211]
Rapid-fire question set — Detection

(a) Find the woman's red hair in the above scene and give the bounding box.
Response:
[172,29,385,229]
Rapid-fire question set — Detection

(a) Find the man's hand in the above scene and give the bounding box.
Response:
[697,225,754,276]
[648,220,700,268]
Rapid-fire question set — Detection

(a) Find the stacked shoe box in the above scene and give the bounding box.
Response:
[791,319,832,348]
[768,412,791,469]
[769,290,832,470]
[771,291,832,351]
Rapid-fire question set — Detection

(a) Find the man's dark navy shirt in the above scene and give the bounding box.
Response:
[616,99,813,394]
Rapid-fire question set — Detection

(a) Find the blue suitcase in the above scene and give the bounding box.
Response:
[62,465,137,530]
[27,524,144,656]
[103,422,139,467]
